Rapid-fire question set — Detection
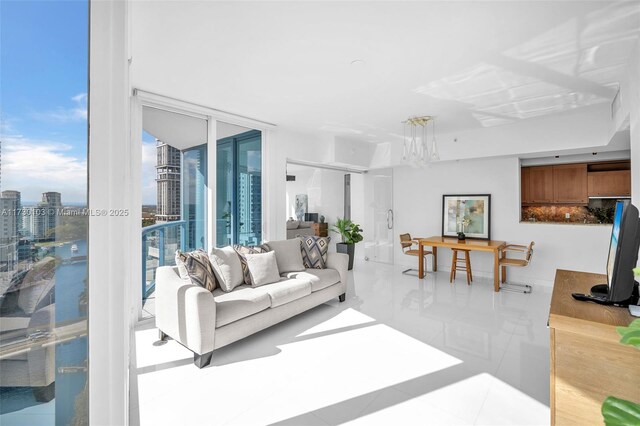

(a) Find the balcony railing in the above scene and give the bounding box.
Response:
[142,220,186,301]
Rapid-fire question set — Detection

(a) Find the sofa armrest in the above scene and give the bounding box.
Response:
[155,266,216,355]
[326,252,349,287]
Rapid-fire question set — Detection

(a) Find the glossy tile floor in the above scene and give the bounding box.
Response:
[131,260,552,425]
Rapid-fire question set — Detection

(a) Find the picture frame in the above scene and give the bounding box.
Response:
[442,194,491,240]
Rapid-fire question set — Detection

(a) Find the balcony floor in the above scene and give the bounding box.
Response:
[131,259,552,425]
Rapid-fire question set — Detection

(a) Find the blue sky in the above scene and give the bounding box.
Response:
[1,0,89,204]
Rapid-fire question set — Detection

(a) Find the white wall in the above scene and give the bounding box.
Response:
[629,40,640,208]
[392,157,613,286]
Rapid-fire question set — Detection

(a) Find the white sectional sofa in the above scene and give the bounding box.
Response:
[155,244,348,368]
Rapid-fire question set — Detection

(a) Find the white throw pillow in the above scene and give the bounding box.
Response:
[209,246,244,292]
[245,251,281,287]
[264,238,305,273]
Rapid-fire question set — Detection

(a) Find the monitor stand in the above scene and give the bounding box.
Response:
[585,282,639,307]
[572,282,639,307]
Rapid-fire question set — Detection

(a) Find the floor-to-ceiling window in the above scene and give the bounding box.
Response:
[216,127,262,247]
[139,106,208,315]
[0,1,89,424]
[182,145,207,251]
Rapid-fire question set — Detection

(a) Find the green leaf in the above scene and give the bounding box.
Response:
[602,396,640,426]
[619,329,640,348]
[634,267,640,277]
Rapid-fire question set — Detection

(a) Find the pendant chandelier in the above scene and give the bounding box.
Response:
[402,116,439,167]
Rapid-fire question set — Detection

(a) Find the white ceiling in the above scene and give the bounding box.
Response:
[131,1,640,150]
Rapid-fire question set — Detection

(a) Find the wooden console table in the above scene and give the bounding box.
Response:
[417,236,506,292]
[312,223,328,237]
[549,269,639,425]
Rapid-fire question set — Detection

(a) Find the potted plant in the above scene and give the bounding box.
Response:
[601,267,640,426]
[331,218,363,270]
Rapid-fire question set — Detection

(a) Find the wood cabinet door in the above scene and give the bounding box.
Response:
[529,166,554,203]
[587,170,631,197]
[553,164,588,203]
[521,167,531,203]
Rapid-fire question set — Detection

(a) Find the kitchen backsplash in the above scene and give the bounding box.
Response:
[522,199,618,224]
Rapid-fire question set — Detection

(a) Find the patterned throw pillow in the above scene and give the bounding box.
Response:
[300,236,331,269]
[175,249,217,292]
[233,244,270,285]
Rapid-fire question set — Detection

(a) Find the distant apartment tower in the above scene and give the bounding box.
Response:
[23,192,62,241]
[1,190,21,237]
[156,140,181,222]
[238,173,262,243]
[0,193,18,271]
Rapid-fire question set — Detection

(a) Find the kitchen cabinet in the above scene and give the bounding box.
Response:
[528,166,554,203]
[587,170,631,197]
[553,164,588,204]
[521,168,531,204]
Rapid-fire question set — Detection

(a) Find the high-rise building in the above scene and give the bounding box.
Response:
[42,191,62,207]
[0,194,18,271]
[2,190,21,236]
[22,192,62,241]
[156,140,181,222]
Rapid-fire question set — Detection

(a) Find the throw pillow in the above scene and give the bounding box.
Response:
[233,244,270,285]
[174,251,190,280]
[300,236,331,269]
[209,246,244,292]
[175,249,217,292]
[245,251,281,287]
[264,238,305,273]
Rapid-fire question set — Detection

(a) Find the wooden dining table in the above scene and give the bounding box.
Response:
[417,236,507,292]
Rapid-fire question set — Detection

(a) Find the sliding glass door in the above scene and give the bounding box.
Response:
[216,130,262,247]
[182,145,207,251]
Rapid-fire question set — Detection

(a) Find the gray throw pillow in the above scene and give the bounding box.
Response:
[300,236,331,269]
[175,249,217,292]
[209,246,244,292]
[245,251,281,287]
[264,238,305,273]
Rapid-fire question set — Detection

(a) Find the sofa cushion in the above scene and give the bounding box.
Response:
[212,285,271,327]
[176,249,218,292]
[261,278,311,308]
[286,220,300,230]
[282,268,341,292]
[233,244,270,285]
[209,246,244,292]
[245,251,281,287]
[300,236,331,269]
[264,239,305,273]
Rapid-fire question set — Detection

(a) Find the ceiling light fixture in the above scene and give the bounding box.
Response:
[402,116,439,167]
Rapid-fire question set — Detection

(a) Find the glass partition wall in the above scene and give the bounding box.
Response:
[0,1,89,424]
[216,125,262,247]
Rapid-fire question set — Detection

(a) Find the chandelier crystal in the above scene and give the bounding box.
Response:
[402,116,439,167]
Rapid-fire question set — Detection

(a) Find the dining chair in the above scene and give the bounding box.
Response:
[499,241,535,293]
[399,233,433,275]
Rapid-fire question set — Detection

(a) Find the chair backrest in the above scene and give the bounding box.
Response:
[399,233,412,252]
[525,241,535,265]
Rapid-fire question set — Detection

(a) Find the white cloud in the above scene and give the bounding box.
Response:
[2,135,87,203]
[34,93,87,123]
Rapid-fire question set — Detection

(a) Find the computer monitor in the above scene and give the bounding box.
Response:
[594,200,640,304]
